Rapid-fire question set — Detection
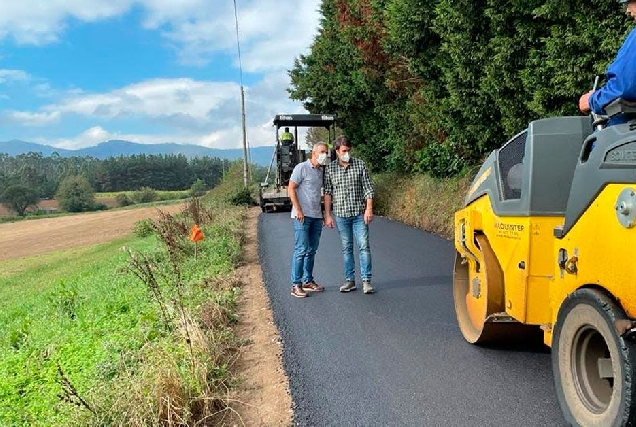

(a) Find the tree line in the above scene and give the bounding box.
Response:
[0,152,228,198]
[289,0,631,176]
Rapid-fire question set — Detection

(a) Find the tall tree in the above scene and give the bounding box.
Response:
[55,175,95,213]
[1,185,38,216]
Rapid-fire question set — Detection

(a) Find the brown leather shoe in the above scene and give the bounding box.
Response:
[291,285,308,298]
[302,281,325,292]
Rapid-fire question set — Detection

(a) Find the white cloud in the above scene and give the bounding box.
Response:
[0,1,321,72]
[0,69,29,83]
[4,110,60,126]
[0,1,320,150]
[0,1,132,45]
[45,78,240,125]
[8,72,308,149]
[42,122,278,151]
[145,0,321,71]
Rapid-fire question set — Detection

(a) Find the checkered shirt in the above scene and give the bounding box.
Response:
[324,157,374,218]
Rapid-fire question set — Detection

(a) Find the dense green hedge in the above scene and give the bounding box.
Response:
[290,0,630,176]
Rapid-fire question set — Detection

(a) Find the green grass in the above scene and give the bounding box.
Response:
[0,237,157,425]
[96,190,190,200]
[373,171,474,239]
[0,199,245,425]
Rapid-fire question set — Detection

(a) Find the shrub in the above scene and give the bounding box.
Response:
[133,219,155,237]
[228,188,254,206]
[189,179,208,197]
[116,193,133,207]
[56,176,96,212]
[132,187,158,204]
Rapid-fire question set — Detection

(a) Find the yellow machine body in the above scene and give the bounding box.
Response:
[453,113,636,425]
[455,184,636,348]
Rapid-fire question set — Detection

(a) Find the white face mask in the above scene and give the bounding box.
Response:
[340,152,350,163]
[317,152,328,165]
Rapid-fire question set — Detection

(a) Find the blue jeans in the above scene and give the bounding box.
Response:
[291,217,323,285]
[334,214,372,282]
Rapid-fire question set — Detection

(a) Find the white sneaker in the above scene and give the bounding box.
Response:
[363,281,374,294]
[339,280,356,292]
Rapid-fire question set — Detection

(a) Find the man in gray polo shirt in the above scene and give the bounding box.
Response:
[288,142,329,298]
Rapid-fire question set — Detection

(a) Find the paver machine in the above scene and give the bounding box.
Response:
[453,97,636,425]
[259,113,336,212]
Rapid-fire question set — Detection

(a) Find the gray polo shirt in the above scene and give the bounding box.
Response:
[290,160,324,219]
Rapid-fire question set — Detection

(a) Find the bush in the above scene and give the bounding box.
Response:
[56,176,96,212]
[228,188,254,206]
[133,219,155,237]
[189,179,208,197]
[116,193,133,207]
[132,187,158,204]
[415,142,464,178]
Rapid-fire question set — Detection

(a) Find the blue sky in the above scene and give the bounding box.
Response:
[0,0,321,150]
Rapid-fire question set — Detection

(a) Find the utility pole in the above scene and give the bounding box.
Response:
[234,0,248,188]
[240,86,248,187]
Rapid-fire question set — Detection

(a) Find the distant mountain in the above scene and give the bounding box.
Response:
[0,139,275,167]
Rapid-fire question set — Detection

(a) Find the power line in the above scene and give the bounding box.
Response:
[233,0,244,87]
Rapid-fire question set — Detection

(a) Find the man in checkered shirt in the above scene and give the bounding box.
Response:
[324,135,375,294]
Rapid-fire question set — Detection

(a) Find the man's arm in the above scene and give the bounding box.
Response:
[288,180,303,222]
[589,29,636,114]
[360,162,374,224]
[323,166,334,228]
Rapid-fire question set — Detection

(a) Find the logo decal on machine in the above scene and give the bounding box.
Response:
[494,222,525,240]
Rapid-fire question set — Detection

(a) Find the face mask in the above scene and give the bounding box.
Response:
[317,153,328,165]
[340,152,350,163]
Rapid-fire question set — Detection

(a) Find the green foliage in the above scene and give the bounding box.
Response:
[0,202,245,425]
[115,193,132,207]
[1,184,39,215]
[189,178,208,197]
[48,280,82,320]
[289,0,632,176]
[415,141,464,178]
[228,187,255,206]
[133,219,155,237]
[0,153,226,203]
[131,186,158,204]
[55,175,96,212]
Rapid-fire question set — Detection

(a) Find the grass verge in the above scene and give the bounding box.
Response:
[373,170,475,240]
[0,196,246,425]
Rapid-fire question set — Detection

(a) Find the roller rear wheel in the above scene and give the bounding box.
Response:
[552,288,636,426]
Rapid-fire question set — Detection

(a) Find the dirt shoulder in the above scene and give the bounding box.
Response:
[232,207,292,426]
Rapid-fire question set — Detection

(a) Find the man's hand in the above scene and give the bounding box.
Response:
[295,208,304,223]
[364,208,374,225]
[324,213,334,228]
[579,90,593,113]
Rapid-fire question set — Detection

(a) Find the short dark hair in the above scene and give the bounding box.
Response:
[333,135,351,150]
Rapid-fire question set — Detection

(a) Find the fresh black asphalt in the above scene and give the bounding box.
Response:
[258,212,568,426]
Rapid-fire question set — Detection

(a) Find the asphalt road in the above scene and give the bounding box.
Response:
[258,212,568,426]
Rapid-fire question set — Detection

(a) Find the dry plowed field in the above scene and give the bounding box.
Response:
[0,204,183,261]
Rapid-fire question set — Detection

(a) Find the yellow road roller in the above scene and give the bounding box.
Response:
[454,99,636,426]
